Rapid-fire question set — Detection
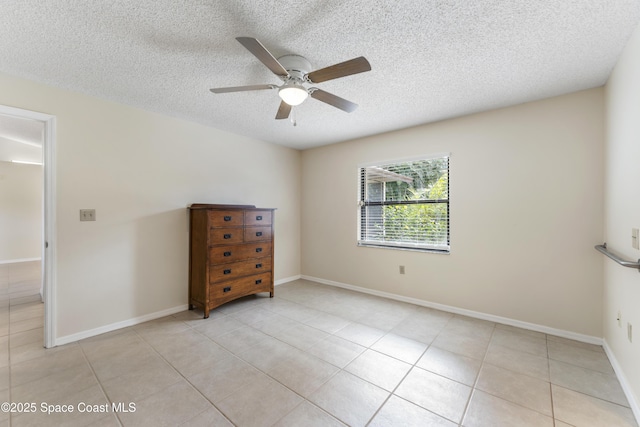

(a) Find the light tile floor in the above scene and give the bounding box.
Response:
[0,279,638,427]
[0,261,41,308]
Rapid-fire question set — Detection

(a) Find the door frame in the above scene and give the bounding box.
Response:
[0,104,57,348]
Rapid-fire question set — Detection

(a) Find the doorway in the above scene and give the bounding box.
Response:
[0,105,56,348]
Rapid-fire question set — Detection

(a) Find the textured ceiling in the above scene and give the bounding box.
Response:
[1,1,639,150]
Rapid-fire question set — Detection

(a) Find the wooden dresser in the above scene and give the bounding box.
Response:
[188,204,275,318]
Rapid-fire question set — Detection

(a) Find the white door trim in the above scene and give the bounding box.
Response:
[0,104,57,348]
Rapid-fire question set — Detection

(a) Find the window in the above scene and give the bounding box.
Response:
[358,154,450,253]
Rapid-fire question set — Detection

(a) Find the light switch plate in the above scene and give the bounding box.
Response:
[80,209,96,221]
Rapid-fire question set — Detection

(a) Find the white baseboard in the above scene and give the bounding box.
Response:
[0,258,41,265]
[301,275,602,345]
[603,339,640,423]
[55,304,188,346]
[275,275,301,286]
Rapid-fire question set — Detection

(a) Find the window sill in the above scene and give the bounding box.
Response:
[357,242,450,254]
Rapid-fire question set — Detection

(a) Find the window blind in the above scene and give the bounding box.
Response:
[358,155,450,252]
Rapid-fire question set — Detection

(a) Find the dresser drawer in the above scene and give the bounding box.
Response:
[208,210,244,227]
[209,227,243,244]
[244,210,273,226]
[244,226,272,242]
[210,273,272,305]
[210,257,272,283]
[209,243,272,264]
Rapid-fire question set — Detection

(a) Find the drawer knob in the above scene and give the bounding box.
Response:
[223,251,231,257]
[224,216,232,221]
[223,269,231,275]
[256,263,262,268]
[223,286,231,293]
[255,248,262,253]
[256,232,263,237]
[255,279,262,285]
[223,234,232,239]
[256,215,263,220]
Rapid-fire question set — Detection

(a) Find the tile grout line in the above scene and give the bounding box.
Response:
[185,308,348,427]
[457,322,497,426]
[184,299,420,427]
[257,298,494,426]
[198,310,352,427]
[453,325,630,424]
[5,301,47,427]
[77,341,124,427]
[2,300,44,427]
[547,333,557,425]
[362,310,465,426]
[185,299,344,425]
[304,309,407,427]
[547,335,636,414]
[469,327,562,423]
[133,320,242,427]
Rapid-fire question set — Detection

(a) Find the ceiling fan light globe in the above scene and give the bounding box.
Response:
[279,85,308,106]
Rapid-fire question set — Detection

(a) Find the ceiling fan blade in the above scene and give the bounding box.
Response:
[275,101,292,120]
[236,37,289,77]
[306,56,371,83]
[310,88,358,113]
[210,84,276,94]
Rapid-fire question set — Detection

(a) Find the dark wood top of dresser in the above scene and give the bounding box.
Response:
[189,204,256,210]
[188,204,276,211]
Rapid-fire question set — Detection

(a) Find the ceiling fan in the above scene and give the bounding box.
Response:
[210,37,371,121]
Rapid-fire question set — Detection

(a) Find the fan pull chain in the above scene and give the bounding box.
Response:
[290,107,297,126]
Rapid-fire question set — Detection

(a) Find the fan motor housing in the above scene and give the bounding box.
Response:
[277,54,312,81]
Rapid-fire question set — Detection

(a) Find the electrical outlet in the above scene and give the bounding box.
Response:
[80,209,96,221]
[399,265,405,275]
[628,323,633,343]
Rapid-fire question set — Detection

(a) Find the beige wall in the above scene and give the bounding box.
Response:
[302,88,604,337]
[0,161,42,261]
[604,22,640,413]
[0,72,302,340]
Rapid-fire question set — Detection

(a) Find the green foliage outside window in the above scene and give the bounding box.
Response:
[380,173,448,245]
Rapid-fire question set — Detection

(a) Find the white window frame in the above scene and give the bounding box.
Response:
[357,153,450,253]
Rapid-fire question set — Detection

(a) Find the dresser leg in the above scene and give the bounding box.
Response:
[270,292,274,298]
[188,304,194,310]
